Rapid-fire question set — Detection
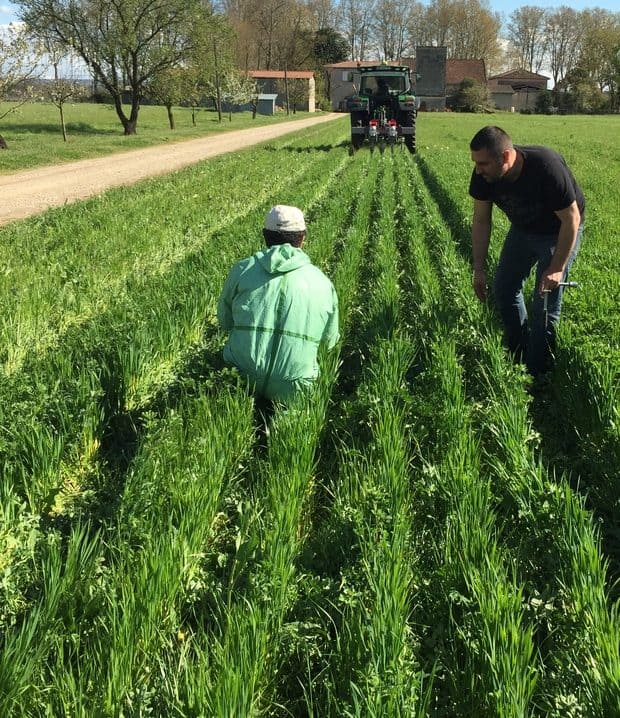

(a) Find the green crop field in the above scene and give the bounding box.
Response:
[0,112,618,716]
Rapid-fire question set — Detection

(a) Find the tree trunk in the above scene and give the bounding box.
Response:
[284,65,290,115]
[60,103,67,142]
[213,39,222,123]
[112,94,136,135]
[166,104,175,130]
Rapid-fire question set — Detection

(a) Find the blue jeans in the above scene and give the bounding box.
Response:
[492,224,583,376]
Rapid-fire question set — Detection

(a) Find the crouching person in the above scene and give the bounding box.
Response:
[217,205,339,405]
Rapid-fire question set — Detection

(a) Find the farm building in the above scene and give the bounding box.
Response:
[488,69,549,111]
[247,70,315,112]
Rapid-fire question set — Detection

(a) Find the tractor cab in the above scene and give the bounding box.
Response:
[359,71,409,98]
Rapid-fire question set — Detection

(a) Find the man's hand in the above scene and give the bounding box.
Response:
[471,200,492,302]
[538,269,564,296]
[473,268,488,302]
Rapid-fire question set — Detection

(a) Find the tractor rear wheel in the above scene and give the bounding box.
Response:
[399,110,416,154]
[350,111,366,150]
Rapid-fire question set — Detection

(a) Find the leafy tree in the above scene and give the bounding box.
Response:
[311,27,348,101]
[454,76,493,112]
[0,23,43,148]
[312,27,348,65]
[15,0,209,135]
[221,70,258,120]
[40,36,88,141]
[535,89,554,114]
[145,67,188,131]
[560,65,606,113]
[578,9,620,111]
[189,15,236,122]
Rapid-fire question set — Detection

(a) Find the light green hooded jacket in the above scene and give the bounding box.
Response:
[217,243,339,402]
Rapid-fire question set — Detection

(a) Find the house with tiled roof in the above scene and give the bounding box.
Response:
[488,69,549,111]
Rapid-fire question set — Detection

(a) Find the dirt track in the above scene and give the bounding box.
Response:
[0,113,342,227]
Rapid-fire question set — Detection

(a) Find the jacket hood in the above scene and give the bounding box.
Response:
[256,244,311,275]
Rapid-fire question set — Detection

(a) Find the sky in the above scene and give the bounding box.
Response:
[2,0,620,27]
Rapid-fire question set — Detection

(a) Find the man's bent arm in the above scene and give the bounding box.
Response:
[539,201,581,293]
[217,269,237,330]
[323,289,340,350]
[472,199,492,301]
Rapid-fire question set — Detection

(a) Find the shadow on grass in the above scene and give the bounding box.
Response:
[83,331,229,528]
[6,122,119,136]
[529,347,620,596]
[417,154,472,264]
[262,141,350,153]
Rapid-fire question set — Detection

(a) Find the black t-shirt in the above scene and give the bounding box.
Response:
[469,145,585,234]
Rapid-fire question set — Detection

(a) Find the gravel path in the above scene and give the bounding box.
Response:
[0,113,342,226]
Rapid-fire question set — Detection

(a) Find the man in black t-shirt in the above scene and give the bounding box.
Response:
[468,125,585,377]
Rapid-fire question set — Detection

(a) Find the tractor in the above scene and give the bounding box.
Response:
[346,65,417,154]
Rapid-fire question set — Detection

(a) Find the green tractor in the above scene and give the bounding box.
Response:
[346,65,417,154]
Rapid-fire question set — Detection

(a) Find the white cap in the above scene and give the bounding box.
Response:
[264,205,306,233]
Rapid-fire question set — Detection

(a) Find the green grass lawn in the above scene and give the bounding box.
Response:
[0,100,319,174]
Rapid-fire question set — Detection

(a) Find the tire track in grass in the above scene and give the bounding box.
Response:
[407,156,620,716]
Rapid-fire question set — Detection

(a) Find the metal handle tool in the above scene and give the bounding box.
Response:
[543,281,579,329]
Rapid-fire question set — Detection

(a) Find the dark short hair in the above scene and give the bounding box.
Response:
[263,228,305,247]
[470,126,513,160]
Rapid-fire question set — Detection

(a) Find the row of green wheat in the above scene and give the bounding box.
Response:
[395,151,619,716]
[414,120,619,554]
[268,146,618,716]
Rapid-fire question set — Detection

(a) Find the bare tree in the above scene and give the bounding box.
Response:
[305,0,339,30]
[424,0,500,64]
[545,6,583,89]
[426,0,457,49]
[373,0,411,60]
[0,23,43,148]
[507,5,548,73]
[406,2,431,53]
[15,0,210,135]
[340,0,375,60]
[450,0,501,65]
